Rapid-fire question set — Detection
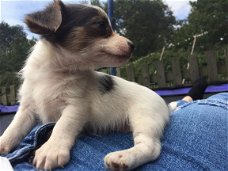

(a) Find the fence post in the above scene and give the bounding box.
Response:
[225,47,228,78]
[1,87,7,105]
[155,61,166,87]
[9,85,16,105]
[171,58,182,86]
[189,54,200,82]
[205,50,218,82]
[116,68,121,77]
[141,62,150,86]
[126,64,135,81]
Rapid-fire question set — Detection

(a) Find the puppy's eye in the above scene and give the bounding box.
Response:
[97,21,106,29]
[97,21,108,36]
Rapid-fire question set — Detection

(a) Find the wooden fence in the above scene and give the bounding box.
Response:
[0,85,17,105]
[115,49,228,88]
[1,49,228,105]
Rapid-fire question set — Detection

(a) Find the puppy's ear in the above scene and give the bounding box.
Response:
[25,0,64,35]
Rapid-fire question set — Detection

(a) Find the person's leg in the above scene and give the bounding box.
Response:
[181,96,193,102]
[169,77,208,112]
[186,77,207,101]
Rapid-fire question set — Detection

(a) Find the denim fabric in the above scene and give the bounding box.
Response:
[2,93,228,171]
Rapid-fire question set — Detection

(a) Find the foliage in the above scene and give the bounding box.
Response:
[90,0,103,6]
[173,0,228,50]
[0,72,20,88]
[119,45,228,85]
[113,0,176,58]
[0,22,36,86]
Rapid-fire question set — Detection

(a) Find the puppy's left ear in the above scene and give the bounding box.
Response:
[25,0,64,35]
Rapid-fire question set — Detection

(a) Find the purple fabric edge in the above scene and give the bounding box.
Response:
[0,104,19,113]
[156,83,228,96]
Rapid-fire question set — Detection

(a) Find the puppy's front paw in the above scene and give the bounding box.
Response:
[0,137,13,154]
[104,150,135,171]
[33,140,70,170]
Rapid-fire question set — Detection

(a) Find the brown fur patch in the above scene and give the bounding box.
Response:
[61,27,93,52]
[25,0,63,34]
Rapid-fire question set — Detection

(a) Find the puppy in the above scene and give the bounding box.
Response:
[0,0,169,170]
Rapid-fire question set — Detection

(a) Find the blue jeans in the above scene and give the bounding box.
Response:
[2,93,228,171]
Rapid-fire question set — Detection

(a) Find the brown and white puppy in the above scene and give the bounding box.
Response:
[0,0,169,170]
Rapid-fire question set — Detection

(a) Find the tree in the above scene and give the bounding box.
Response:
[90,0,103,6]
[113,0,176,58]
[0,22,35,86]
[190,0,227,47]
[174,0,228,50]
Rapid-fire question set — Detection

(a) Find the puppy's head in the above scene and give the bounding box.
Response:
[25,0,134,69]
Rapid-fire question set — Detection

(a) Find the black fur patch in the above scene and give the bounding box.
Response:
[25,2,112,43]
[98,75,115,94]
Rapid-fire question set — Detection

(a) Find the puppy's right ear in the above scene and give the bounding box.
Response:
[25,0,64,35]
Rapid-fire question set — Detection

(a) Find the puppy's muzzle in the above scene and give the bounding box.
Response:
[127,40,135,52]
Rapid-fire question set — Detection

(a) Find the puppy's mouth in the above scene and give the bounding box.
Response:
[112,53,131,59]
[103,51,132,60]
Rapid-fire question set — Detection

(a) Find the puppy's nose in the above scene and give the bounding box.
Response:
[127,40,135,51]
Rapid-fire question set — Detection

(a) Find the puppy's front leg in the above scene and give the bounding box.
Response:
[105,106,169,170]
[33,105,87,170]
[0,104,36,154]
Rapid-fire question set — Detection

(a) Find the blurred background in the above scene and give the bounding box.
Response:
[0,0,227,104]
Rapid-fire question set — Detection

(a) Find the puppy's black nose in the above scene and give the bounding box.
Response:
[127,41,135,51]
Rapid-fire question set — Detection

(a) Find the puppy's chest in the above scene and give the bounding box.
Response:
[32,78,82,122]
[33,86,62,121]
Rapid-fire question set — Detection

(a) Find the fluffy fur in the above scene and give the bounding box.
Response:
[0,1,169,170]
